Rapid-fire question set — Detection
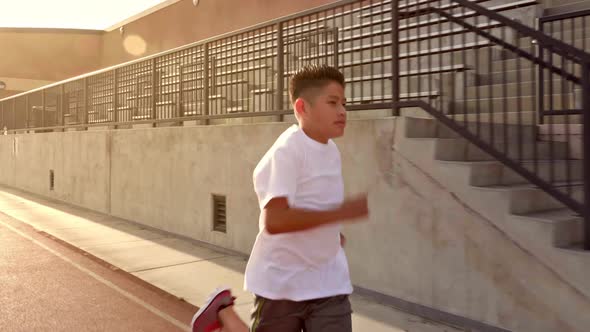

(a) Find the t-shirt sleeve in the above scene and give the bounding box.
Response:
[254,145,298,210]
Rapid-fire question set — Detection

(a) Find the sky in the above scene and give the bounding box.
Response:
[0,0,169,30]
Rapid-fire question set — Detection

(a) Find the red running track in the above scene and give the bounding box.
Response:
[0,214,197,332]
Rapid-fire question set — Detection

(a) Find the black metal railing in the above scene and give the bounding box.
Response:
[0,0,542,130]
[0,0,398,131]
[538,8,590,124]
[397,0,590,249]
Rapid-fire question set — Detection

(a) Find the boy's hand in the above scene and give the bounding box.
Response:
[340,233,347,247]
[339,194,369,222]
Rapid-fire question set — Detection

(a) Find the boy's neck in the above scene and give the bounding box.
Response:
[300,125,329,144]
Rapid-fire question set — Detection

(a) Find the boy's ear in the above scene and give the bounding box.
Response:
[294,98,306,116]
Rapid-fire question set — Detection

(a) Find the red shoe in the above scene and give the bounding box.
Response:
[191,288,235,332]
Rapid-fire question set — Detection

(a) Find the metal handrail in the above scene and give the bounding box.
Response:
[540,8,590,23]
[452,0,590,63]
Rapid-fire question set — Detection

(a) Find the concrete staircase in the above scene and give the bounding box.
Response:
[396,114,590,303]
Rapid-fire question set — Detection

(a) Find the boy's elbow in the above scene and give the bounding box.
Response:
[264,216,282,234]
[262,197,289,235]
[265,223,279,234]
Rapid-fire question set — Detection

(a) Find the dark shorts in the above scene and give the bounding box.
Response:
[250,294,352,332]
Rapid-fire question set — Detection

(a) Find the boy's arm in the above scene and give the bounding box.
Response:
[263,196,368,235]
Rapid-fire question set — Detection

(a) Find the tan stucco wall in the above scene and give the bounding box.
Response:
[0,0,336,97]
[101,0,337,67]
[0,28,103,81]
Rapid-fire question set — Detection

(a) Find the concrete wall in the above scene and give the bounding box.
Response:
[1,119,589,331]
[0,131,110,213]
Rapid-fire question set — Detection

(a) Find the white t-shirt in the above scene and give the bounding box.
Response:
[244,124,353,301]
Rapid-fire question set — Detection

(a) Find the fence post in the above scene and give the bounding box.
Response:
[538,19,545,125]
[84,78,89,127]
[114,69,119,124]
[13,98,16,130]
[25,95,29,131]
[582,61,590,250]
[179,65,185,118]
[391,0,400,115]
[42,89,46,128]
[333,27,340,69]
[61,85,65,130]
[152,58,157,123]
[204,43,210,125]
[277,21,285,121]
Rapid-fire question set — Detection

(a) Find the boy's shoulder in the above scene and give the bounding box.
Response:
[267,125,304,156]
[254,125,303,174]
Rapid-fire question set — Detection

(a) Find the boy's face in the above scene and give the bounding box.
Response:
[298,81,347,141]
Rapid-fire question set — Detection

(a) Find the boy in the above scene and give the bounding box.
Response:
[191,65,369,332]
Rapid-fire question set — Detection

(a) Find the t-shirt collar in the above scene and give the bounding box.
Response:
[294,125,331,150]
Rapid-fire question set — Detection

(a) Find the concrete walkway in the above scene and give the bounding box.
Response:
[0,186,464,332]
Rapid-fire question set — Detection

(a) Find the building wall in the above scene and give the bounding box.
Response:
[100,0,337,67]
[0,28,103,96]
[0,0,336,97]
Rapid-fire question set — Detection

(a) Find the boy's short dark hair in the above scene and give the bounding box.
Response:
[289,65,345,104]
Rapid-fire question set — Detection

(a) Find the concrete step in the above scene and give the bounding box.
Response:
[163,64,272,81]
[149,98,228,116]
[324,25,505,55]
[207,24,328,53]
[208,37,314,60]
[208,82,252,102]
[467,80,574,98]
[359,0,492,19]
[304,38,496,63]
[446,159,584,187]
[341,54,462,78]
[510,208,584,247]
[480,68,536,85]
[491,57,535,72]
[347,91,440,104]
[431,137,570,161]
[541,16,590,38]
[347,74,445,96]
[448,110,581,125]
[341,0,538,33]
[100,105,176,122]
[247,89,277,112]
[403,116,462,138]
[453,93,579,114]
[213,51,283,68]
[156,77,249,92]
[489,51,583,79]
[325,20,501,48]
[502,38,590,61]
[404,114,539,139]
[63,113,81,125]
[474,182,583,214]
